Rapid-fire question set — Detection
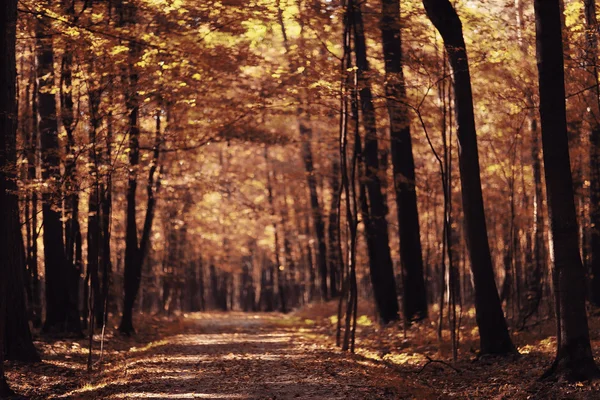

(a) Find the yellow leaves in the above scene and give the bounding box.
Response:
[63,27,81,39]
[356,315,373,327]
[192,73,202,81]
[110,45,129,56]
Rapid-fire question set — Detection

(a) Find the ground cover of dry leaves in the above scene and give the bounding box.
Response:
[6,303,600,399]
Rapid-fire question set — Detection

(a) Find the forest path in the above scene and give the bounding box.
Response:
[66,312,438,399]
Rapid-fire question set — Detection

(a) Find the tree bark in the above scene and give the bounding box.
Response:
[380,0,428,322]
[583,0,600,306]
[422,0,515,354]
[0,5,15,388]
[0,0,40,365]
[535,0,600,381]
[350,0,399,324]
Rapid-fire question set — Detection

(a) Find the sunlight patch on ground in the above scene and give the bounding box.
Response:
[60,380,124,398]
[129,340,169,353]
[44,359,87,371]
[108,392,250,398]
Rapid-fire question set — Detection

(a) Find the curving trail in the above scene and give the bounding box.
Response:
[65,312,437,399]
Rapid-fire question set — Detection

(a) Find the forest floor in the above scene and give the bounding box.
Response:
[6,303,600,399]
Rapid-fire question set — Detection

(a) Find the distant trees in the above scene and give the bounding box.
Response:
[535,0,600,381]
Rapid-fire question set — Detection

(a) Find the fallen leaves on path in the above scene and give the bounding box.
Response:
[7,312,436,399]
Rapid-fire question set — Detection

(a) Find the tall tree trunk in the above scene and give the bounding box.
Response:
[380,0,428,322]
[350,0,399,324]
[0,0,40,364]
[422,0,515,354]
[0,4,20,393]
[583,0,600,306]
[535,0,600,381]
[100,107,113,322]
[61,0,83,331]
[37,0,81,335]
[117,1,165,335]
[28,51,41,328]
[119,97,162,334]
[87,62,104,328]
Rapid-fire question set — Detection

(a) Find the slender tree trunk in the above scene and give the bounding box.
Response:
[37,0,81,335]
[422,0,515,354]
[26,50,42,329]
[327,158,341,298]
[100,108,113,323]
[535,0,600,381]
[380,0,428,322]
[350,0,399,324]
[87,69,103,328]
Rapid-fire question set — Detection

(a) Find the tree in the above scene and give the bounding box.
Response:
[583,0,600,306]
[534,0,600,381]
[380,0,428,322]
[350,0,399,324]
[1,0,38,394]
[422,0,515,354]
[36,0,81,335]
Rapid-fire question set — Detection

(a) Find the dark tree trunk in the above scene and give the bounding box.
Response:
[36,1,81,335]
[259,265,275,312]
[118,21,141,333]
[198,258,205,311]
[0,3,17,388]
[300,122,329,301]
[583,0,600,306]
[119,102,161,334]
[380,0,428,322]
[327,158,341,299]
[87,69,104,328]
[422,0,515,354]
[61,2,83,332]
[24,53,41,328]
[0,0,40,365]
[535,0,600,381]
[350,0,399,324]
[100,107,113,323]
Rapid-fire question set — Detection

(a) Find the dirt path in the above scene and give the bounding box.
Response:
[61,312,438,399]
